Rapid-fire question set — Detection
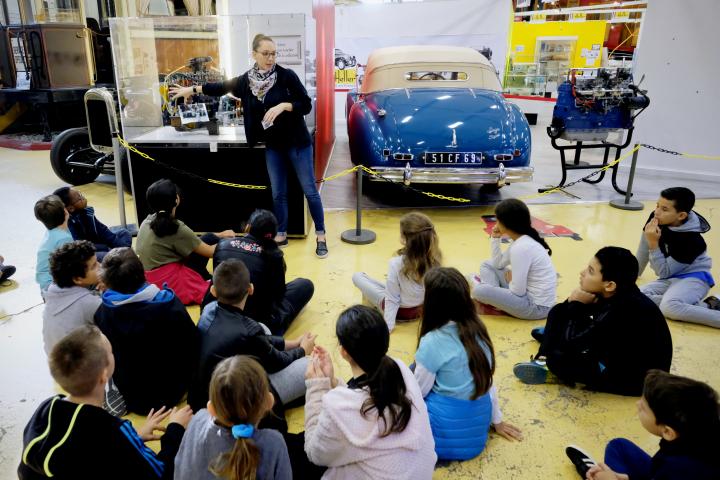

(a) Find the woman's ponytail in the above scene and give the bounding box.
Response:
[146,179,180,237]
[494,198,551,256]
[336,306,413,437]
[211,437,259,480]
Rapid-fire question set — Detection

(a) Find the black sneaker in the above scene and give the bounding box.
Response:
[315,240,328,259]
[565,445,597,478]
[0,265,16,284]
[704,296,720,311]
[531,326,545,343]
[103,379,127,417]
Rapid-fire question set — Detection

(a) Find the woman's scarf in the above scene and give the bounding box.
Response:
[248,63,277,101]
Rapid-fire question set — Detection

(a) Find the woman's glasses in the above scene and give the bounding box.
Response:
[257,50,277,58]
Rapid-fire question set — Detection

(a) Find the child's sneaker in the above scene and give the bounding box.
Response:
[704,296,720,311]
[513,356,548,384]
[531,326,545,343]
[103,379,127,417]
[565,445,597,478]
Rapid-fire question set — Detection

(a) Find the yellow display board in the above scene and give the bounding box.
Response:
[508,20,608,69]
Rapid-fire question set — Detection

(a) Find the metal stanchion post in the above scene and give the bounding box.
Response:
[610,144,644,211]
[341,167,376,245]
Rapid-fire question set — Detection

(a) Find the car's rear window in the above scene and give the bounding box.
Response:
[404,71,469,81]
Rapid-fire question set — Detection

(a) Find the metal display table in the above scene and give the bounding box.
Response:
[124,126,309,235]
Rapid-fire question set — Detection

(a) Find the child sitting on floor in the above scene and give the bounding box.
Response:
[472,198,557,319]
[352,211,442,331]
[175,356,292,480]
[636,187,720,328]
[18,325,193,480]
[0,253,16,284]
[135,179,235,305]
[43,240,101,354]
[302,305,437,480]
[34,195,73,294]
[212,209,314,334]
[189,258,314,414]
[565,370,720,480]
[415,267,522,461]
[53,186,132,261]
[95,247,198,415]
[514,247,673,396]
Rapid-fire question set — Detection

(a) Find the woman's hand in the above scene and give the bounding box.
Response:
[492,421,523,441]
[263,102,292,124]
[168,85,195,102]
[137,406,172,441]
[491,224,503,239]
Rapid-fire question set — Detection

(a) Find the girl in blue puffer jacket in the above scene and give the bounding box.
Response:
[414,267,523,461]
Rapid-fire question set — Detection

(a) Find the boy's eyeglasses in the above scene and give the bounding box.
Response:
[257,51,277,58]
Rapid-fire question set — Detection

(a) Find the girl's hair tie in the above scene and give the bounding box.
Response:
[231,424,254,439]
[157,210,167,214]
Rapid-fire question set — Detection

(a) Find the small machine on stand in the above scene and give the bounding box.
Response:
[540,68,649,195]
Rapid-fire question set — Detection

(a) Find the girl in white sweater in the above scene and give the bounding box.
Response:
[303,305,437,479]
[472,199,557,319]
[352,212,442,331]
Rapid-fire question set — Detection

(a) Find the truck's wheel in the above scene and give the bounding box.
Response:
[50,128,102,185]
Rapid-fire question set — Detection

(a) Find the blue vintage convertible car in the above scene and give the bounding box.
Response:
[346,46,532,187]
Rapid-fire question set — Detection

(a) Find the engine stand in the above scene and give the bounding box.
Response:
[538,126,634,195]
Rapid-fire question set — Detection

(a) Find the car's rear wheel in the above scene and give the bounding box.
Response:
[50,127,103,185]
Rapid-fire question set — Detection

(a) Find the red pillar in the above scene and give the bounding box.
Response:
[312,0,336,180]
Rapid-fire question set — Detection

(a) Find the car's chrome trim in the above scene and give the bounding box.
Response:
[366,166,533,184]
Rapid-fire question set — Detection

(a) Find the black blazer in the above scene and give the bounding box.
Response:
[203,64,312,149]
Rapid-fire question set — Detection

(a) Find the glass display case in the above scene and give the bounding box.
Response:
[109,14,309,145]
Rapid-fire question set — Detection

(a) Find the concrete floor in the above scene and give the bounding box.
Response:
[1,145,719,480]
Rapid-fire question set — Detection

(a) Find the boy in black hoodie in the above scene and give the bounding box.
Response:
[18,325,193,480]
[95,247,198,414]
[636,187,719,328]
[565,370,720,480]
[53,186,132,262]
[513,247,672,396]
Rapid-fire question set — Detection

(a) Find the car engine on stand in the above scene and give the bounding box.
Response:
[549,68,650,141]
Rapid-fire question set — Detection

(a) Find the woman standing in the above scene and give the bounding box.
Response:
[171,34,328,258]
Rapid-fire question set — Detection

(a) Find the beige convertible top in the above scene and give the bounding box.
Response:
[361,45,501,93]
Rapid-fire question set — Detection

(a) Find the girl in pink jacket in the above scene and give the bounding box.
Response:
[303,305,437,479]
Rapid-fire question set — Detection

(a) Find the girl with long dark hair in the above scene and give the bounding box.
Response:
[136,178,235,305]
[212,209,314,334]
[352,212,442,331]
[415,267,522,461]
[472,198,557,319]
[175,355,292,480]
[303,305,437,479]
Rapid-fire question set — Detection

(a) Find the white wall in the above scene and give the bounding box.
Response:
[632,0,720,178]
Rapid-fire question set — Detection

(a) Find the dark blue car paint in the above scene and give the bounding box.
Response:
[346,87,531,171]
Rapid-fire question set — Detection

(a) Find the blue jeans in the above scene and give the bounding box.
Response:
[604,438,652,477]
[265,144,325,236]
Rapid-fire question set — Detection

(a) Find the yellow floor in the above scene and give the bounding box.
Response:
[1,147,719,479]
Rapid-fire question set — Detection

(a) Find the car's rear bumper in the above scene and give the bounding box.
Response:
[366,165,534,184]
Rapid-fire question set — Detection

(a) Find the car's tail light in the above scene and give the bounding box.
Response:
[514,149,521,156]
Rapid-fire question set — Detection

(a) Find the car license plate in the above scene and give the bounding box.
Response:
[423,152,483,164]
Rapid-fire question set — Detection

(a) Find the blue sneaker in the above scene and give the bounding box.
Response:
[513,358,548,385]
[531,326,545,343]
